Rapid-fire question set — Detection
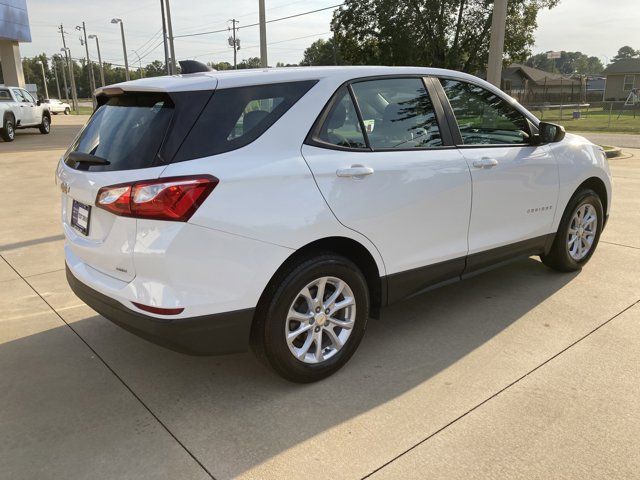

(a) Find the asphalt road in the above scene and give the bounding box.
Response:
[1,116,639,479]
[575,131,640,149]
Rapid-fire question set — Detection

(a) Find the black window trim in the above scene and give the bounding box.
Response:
[433,75,541,149]
[305,74,458,153]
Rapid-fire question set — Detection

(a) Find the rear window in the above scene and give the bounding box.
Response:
[175,80,317,161]
[65,93,173,171]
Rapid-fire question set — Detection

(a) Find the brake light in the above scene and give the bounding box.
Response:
[96,175,218,221]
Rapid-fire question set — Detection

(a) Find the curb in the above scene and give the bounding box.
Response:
[601,146,623,158]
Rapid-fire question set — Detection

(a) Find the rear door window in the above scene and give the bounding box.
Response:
[0,89,12,101]
[175,80,317,161]
[65,93,174,171]
[351,78,443,149]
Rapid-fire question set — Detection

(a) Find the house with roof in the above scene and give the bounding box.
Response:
[602,59,640,101]
[501,63,582,105]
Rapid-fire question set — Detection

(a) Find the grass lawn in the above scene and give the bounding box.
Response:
[531,106,640,134]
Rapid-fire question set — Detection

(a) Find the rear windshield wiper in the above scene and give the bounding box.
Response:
[67,151,110,166]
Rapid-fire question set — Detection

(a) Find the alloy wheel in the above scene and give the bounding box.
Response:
[285,276,356,364]
[567,204,597,261]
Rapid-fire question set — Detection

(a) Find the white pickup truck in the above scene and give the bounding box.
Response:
[0,86,51,142]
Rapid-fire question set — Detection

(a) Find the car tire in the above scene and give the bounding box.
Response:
[39,115,51,134]
[541,189,604,272]
[64,108,70,115]
[251,253,369,383]
[1,116,15,142]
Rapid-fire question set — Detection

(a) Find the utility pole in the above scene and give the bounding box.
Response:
[88,35,105,86]
[111,18,130,81]
[77,22,96,104]
[58,55,69,103]
[229,19,240,70]
[58,24,78,112]
[51,57,61,99]
[165,0,177,74]
[486,0,508,87]
[37,60,49,99]
[258,0,267,67]
[160,0,170,74]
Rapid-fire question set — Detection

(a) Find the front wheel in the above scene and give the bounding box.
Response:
[251,253,369,383]
[541,189,604,272]
[64,108,70,115]
[39,116,50,134]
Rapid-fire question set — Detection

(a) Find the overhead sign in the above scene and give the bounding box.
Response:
[0,0,31,43]
[546,51,562,59]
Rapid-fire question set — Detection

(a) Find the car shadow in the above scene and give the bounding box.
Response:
[2,257,577,478]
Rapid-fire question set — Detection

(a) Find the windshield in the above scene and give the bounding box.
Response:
[65,93,174,171]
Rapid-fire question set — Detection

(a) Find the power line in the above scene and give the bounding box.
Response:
[192,31,331,59]
[174,4,342,39]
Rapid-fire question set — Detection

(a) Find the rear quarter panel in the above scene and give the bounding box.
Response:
[159,76,387,277]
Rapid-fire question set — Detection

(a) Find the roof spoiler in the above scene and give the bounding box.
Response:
[179,60,215,74]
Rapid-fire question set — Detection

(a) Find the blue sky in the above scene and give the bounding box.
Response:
[20,0,639,67]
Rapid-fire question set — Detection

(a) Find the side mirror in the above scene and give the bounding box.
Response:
[36,100,41,106]
[538,121,565,144]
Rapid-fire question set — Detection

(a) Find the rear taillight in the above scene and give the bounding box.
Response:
[96,175,218,221]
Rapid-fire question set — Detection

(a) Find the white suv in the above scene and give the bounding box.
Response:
[57,67,611,382]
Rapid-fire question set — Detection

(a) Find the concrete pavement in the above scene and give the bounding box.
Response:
[1,116,639,479]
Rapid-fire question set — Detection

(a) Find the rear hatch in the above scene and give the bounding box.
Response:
[58,87,214,282]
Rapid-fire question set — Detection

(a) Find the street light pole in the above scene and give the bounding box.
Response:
[59,25,78,112]
[486,0,508,87]
[37,60,49,99]
[88,34,105,86]
[111,18,130,81]
[258,0,267,67]
[77,22,96,104]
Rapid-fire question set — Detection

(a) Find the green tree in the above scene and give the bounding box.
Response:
[144,60,167,77]
[526,51,604,74]
[332,0,559,73]
[300,38,342,66]
[611,45,639,63]
[208,61,233,70]
[237,57,262,69]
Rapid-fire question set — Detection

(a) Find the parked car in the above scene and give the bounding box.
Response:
[57,66,612,382]
[44,98,71,115]
[0,86,51,141]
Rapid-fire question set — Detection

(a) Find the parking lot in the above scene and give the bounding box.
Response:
[1,115,639,479]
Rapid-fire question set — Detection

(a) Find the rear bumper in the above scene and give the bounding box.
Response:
[66,265,254,355]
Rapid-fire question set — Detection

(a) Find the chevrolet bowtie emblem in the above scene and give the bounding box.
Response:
[60,181,70,194]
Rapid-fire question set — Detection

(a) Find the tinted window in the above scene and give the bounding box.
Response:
[176,80,317,161]
[0,90,11,101]
[316,87,367,149]
[351,78,443,149]
[440,79,529,145]
[65,93,173,171]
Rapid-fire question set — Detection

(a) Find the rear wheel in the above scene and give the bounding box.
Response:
[1,116,15,142]
[251,253,369,383]
[541,189,603,272]
[39,115,50,134]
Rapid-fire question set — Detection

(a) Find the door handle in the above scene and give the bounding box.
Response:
[336,165,374,178]
[472,157,499,169]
